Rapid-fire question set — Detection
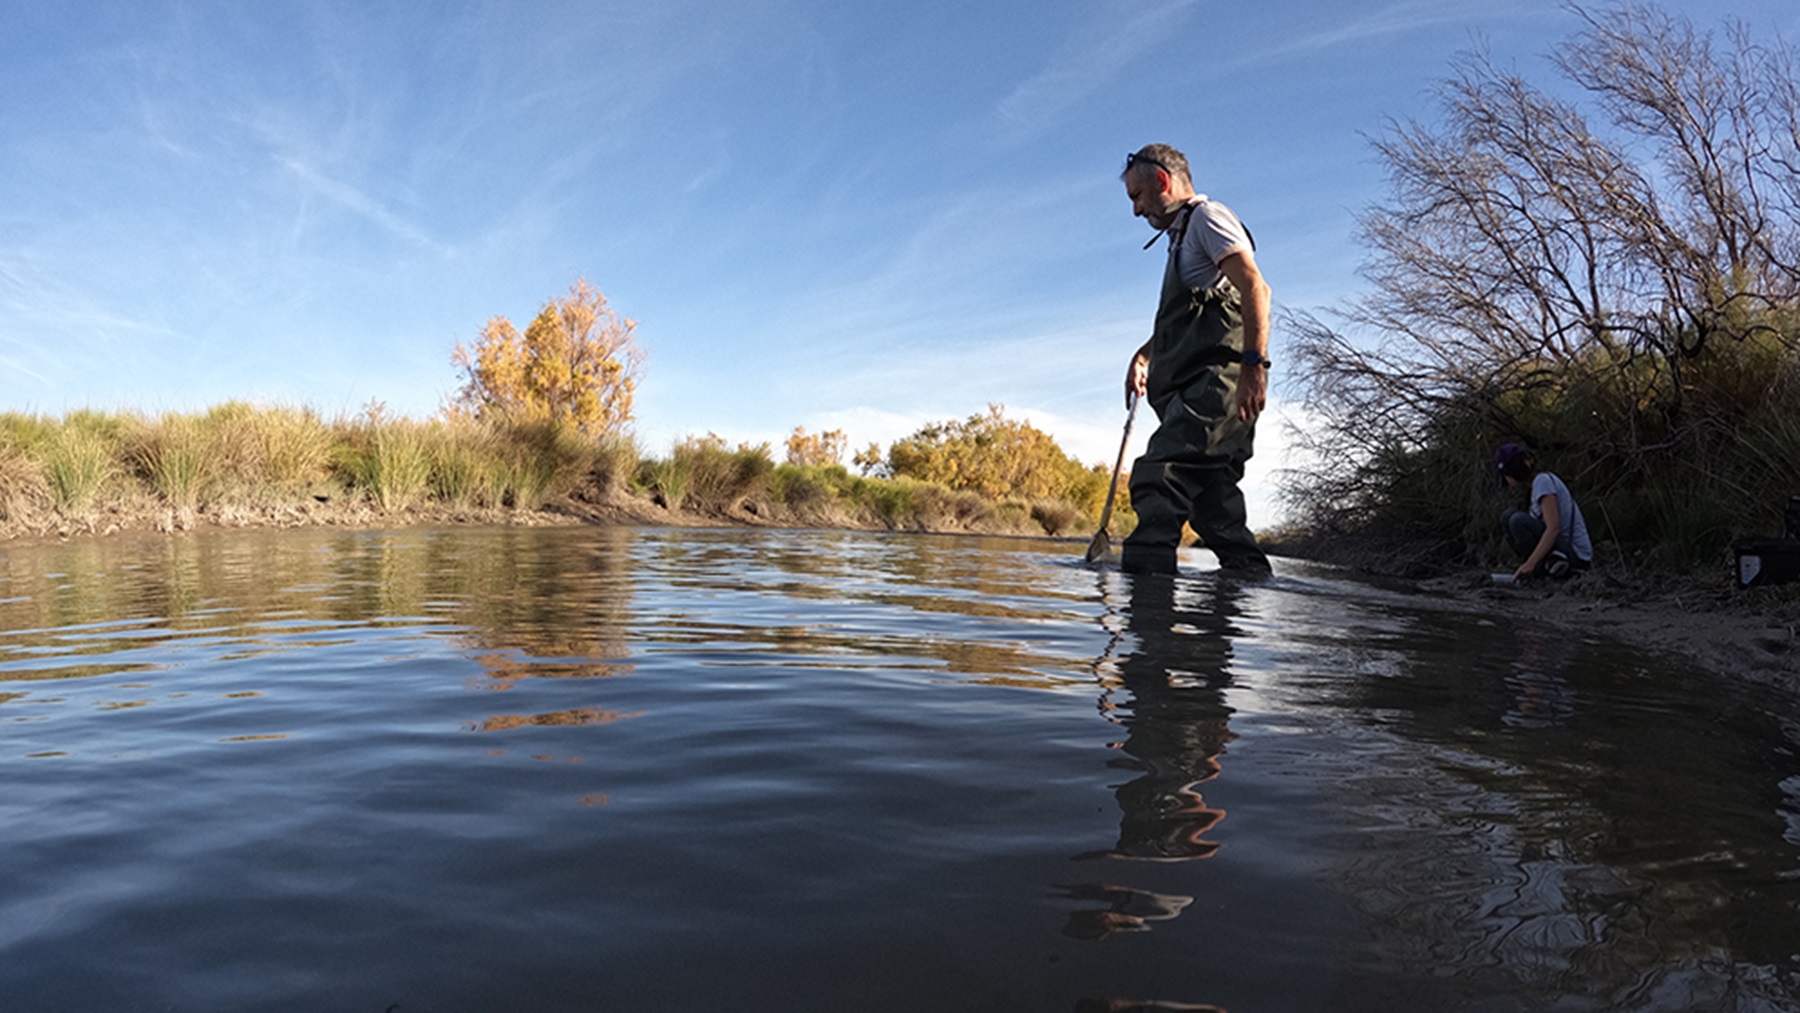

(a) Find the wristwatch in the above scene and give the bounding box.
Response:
[1241,350,1272,368]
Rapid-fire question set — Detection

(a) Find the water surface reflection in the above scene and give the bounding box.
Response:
[0,528,1795,1012]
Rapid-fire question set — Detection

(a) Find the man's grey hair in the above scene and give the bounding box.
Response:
[1122,144,1192,187]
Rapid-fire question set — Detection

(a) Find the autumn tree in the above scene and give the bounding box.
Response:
[785,426,848,467]
[884,404,1095,501]
[450,279,643,436]
[852,442,886,477]
[1287,2,1800,555]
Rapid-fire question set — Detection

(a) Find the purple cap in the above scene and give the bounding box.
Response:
[1493,442,1527,485]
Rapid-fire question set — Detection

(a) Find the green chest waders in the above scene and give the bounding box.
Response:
[1119,217,1269,575]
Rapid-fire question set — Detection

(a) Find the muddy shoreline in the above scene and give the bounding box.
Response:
[1417,571,1799,692]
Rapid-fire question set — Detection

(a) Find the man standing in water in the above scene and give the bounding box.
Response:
[1118,143,1272,576]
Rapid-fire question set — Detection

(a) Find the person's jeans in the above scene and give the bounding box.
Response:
[1502,510,1588,577]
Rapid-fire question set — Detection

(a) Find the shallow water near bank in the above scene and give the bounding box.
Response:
[1,525,1797,1011]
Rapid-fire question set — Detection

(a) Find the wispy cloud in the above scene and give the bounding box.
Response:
[276,155,453,257]
[1249,0,1549,62]
[749,171,1121,350]
[0,253,179,392]
[995,0,1199,137]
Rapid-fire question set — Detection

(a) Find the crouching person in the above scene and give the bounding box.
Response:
[1495,442,1593,580]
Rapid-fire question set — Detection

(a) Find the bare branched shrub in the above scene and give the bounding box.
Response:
[1290,1,1800,565]
[1030,499,1080,536]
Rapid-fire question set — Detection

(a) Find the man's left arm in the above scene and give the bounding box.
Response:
[1217,250,1270,422]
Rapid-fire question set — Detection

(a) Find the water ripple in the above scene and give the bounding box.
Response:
[0,527,1795,1011]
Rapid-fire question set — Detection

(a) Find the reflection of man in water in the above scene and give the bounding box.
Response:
[1092,575,1239,861]
[1063,575,1242,942]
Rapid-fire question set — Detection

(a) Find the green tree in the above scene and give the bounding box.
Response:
[450,279,643,435]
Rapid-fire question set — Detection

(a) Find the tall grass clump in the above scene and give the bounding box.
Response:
[369,423,432,511]
[130,413,217,509]
[643,435,772,515]
[768,463,857,523]
[590,433,640,494]
[854,476,917,529]
[0,444,50,522]
[203,402,334,496]
[334,409,432,511]
[43,414,124,512]
[421,419,501,509]
[0,412,59,453]
[904,481,993,531]
[494,418,601,509]
[638,457,690,510]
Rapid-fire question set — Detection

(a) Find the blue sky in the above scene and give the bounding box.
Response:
[4,0,1794,523]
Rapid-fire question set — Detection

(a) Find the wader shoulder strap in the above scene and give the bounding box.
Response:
[1168,201,1256,261]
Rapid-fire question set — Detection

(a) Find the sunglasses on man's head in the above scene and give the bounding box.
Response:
[1125,152,1173,175]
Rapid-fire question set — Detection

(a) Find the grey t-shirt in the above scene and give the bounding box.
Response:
[1169,195,1253,292]
[1530,471,1594,562]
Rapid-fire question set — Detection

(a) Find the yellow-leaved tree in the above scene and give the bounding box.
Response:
[450,279,643,435]
[884,404,1097,501]
[785,426,848,467]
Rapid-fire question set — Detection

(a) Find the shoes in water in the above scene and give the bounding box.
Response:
[1217,556,1273,578]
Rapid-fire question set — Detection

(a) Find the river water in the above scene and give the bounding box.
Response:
[1,525,1797,1012]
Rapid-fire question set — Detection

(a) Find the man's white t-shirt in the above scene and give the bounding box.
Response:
[1171,195,1253,292]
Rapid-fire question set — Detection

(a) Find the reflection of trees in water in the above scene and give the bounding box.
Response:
[636,531,1098,690]
[0,528,637,697]
[1303,610,1800,1008]
[470,706,642,732]
[410,530,636,689]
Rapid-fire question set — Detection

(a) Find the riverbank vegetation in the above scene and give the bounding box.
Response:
[1284,2,1800,579]
[0,275,1127,542]
[632,405,1117,536]
[0,402,1127,543]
